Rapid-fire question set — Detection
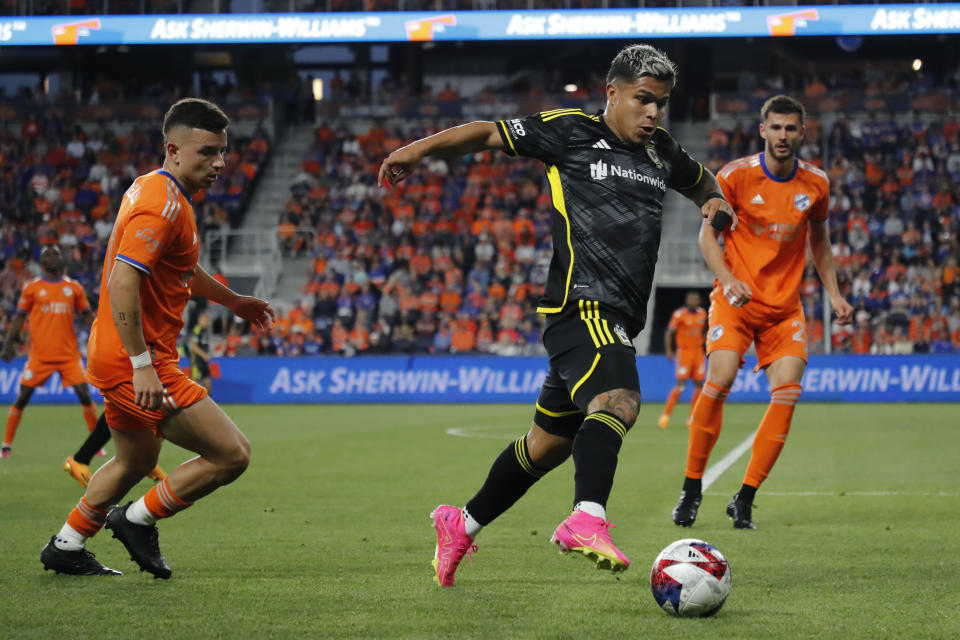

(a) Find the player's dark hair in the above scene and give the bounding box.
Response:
[760,95,806,124]
[607,44,677,88]
[162,98,229,140]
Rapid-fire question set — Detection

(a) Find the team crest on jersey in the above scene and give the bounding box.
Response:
[38,289,46,297]
[710,325,724,342]
[645,145,664,169]
[23,368,33,381]
[62,286,73,297]
[794,193,811,212]
[613,324,631,346]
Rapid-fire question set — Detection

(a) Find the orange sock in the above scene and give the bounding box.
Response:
[684,381,730,479]
[663,387,682,417]
[81,404,98,433]
[66,496,107,538]
[4,407,23,446]
[743,383,802,488]
[143,477,192,519]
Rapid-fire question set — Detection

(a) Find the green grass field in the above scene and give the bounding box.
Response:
[1,402,958,639]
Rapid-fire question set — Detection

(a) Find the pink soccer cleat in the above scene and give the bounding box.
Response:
[430,505,477,587]
[550,509,630,573]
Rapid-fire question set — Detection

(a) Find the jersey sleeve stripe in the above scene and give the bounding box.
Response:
[168,191,182,224]
[115,254,152,275]
[541,110,598,123]
[159,179,175,219]
[676,161,704,191]
[497,120,518,156]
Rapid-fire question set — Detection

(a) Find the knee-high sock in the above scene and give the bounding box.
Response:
[743,383,802,488]
[81,403,97,432]
[572,411,628,508]
[4,407,23,446]
[465,435,549,526]
[684,382,730,479]
[663,387,682,417]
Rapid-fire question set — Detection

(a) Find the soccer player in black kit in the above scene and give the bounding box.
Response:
[379,44,736,586]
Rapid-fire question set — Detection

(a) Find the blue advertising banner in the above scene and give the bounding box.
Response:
[2,5,959,46]
[2,354,958,405]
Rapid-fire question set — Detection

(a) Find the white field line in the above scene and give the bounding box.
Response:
[718,491,959,497]
[701,430,756,492]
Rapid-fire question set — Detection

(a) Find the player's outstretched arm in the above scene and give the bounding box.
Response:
[0,311,27,362]
[678,169,738,232]
[108,261,164,410]
[378,121,504,188]
[699,220,751,308]
[191,265,276,331]
[808,219,853,324]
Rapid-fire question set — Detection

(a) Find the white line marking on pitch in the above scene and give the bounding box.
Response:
[725,491,959,497]
[701,430,756,492]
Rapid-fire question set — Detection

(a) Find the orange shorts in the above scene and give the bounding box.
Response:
[101,362,208,434]
[21,356,86,388]
[706,287,808,370]
[674,348,706,381]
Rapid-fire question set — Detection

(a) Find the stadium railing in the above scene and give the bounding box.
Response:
[202,228,282,300]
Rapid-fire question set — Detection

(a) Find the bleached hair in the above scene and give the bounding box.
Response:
[606,44,678,88]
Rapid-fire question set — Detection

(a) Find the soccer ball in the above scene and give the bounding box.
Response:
[650,538,732,617]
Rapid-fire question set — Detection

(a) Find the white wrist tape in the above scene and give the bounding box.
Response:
[129,351,152,369]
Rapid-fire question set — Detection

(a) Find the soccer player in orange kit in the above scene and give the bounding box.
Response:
[1,247,99,456]
[658,291,707,430]
[672,95,852,529]
[40,98,275,577]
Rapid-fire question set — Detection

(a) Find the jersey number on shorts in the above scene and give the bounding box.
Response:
[791,320,805,343]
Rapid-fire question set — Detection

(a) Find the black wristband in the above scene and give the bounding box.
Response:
[705,191,726,202]
[711,211,733,231]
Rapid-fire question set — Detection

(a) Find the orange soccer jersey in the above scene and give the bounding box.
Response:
[17,277,90,362]
[87,169,200,391]
[669,307,706,351]
[669,306,707,381]
[717,153,829,314]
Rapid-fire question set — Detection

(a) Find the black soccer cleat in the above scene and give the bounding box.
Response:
[726,492,757,530]
[41,536,122,576]
[105,502,172,579]
[672,490,702,527]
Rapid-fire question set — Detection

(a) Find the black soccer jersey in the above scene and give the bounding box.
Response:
[497,108,703,335]
[190,323,210,367]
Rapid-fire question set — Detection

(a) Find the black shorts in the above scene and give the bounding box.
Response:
[533,300,640,439]
[192,359,211,380]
